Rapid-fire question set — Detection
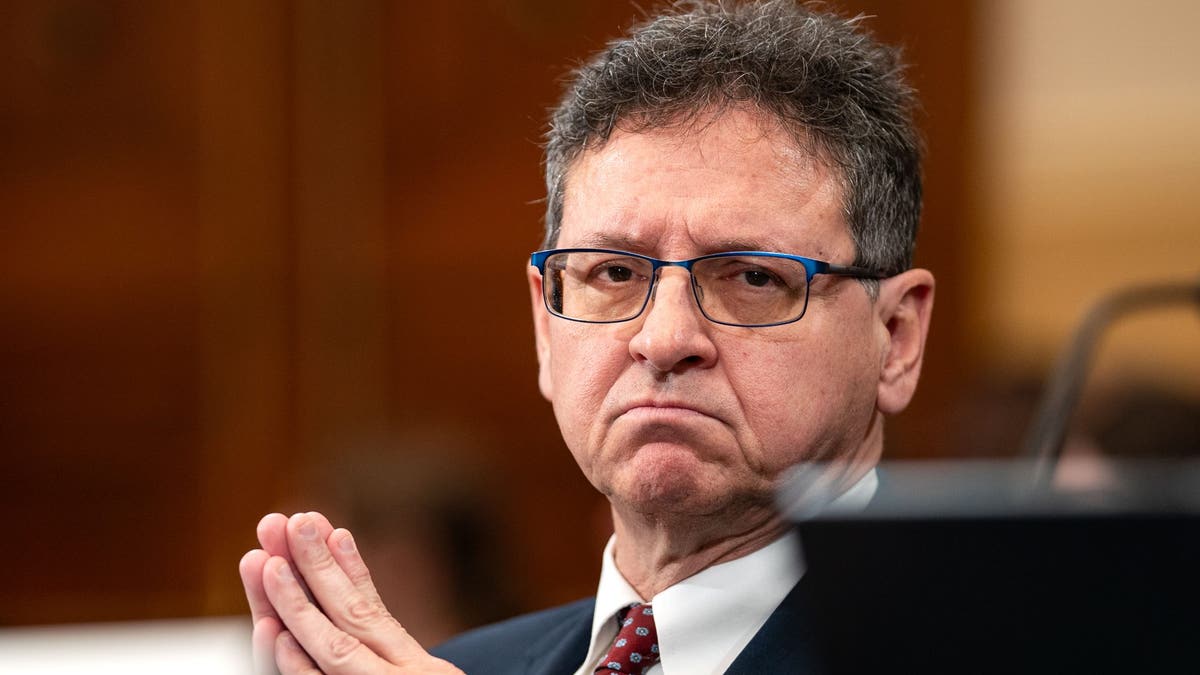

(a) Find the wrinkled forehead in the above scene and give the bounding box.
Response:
[558,107,852,260]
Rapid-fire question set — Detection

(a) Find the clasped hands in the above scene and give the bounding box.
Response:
[239,512,464,675]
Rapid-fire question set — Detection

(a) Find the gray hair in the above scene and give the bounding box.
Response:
[542,0,922,277]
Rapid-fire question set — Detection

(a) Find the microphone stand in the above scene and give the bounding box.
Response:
[1022,279,1200,488]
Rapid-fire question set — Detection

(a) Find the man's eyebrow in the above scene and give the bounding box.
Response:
[709,238,781,253]
[570,234,791,255]
[572,232,647,250]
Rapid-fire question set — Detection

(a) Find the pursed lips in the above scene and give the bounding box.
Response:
[615,399,723,424]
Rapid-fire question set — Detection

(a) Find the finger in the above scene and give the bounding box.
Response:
[285,511,334,588]
[264,512,332,609]
[257,513,291,558]
[287,514,422,664]
[253,616,284,675]
[285,513,343,599]
[242,548,287,672]
[325,527,428,664]
[240,549,277,624]
[274,630,320,675]
[326,528,385,607]
[263,556,392,675]
[285,511,335,560]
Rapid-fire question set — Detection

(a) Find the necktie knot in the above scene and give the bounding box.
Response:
[595,603,659,674]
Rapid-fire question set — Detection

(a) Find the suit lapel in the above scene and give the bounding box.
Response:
[723,575,827,674]
[523,597,595,675]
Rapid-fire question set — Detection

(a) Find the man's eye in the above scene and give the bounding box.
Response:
[742,270,774,287]
[600,265,633,282]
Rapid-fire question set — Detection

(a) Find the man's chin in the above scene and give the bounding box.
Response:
[608,444,734,515]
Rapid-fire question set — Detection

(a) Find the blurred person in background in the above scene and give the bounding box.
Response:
[302,435,521,647]
[239,1,934,673]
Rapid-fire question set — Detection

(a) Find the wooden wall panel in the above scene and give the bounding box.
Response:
[193,1,295,616]
[1,0,207,623]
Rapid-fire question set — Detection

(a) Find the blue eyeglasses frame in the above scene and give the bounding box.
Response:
[530,248,887,327]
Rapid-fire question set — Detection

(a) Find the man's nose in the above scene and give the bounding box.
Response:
[627,269,718,373]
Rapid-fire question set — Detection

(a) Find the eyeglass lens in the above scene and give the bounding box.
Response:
[543,251,810,326]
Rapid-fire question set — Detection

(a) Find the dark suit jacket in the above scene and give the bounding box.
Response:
[431,575,825,674]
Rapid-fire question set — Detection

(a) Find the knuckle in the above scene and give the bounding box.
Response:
[327,630,362,663]
[346,561,374,586]
[307,549,340,573]
[284,592,312,616]
[343,594,395,631]
[346,596,378,623]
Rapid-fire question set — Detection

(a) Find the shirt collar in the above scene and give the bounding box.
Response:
[576,537,647,675]
[578,469,877,675]
[652,529,803,674]
[827,465,878,512]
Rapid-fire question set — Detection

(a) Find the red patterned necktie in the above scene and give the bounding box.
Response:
[595,603,660,674]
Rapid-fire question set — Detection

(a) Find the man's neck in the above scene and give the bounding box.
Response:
[609,457,879,599]
[608,501,788,599]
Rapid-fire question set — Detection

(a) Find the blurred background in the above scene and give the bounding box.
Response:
[1,0,1197,651]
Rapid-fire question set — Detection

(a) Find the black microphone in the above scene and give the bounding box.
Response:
[1023,278,1200,487]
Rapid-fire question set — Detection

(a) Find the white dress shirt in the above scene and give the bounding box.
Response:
[573,470,878,675]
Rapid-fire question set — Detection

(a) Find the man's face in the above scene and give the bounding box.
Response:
[530,109,889,520]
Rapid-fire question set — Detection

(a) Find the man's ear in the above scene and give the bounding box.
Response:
[875,268,935,415]
[528,265,554,401]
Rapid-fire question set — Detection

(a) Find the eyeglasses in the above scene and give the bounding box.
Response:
[530,248,886,327]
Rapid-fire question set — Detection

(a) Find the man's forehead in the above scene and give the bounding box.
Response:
[581,107,830,178]
[557,109,851,260]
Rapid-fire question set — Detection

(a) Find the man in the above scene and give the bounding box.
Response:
[239,1,934,673]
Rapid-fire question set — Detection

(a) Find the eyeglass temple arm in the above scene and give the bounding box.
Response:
[822,262,889,280]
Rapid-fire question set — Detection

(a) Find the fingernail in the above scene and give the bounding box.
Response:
[277,561,294,581]
[337,530,356,553]
[297,516,317,540]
